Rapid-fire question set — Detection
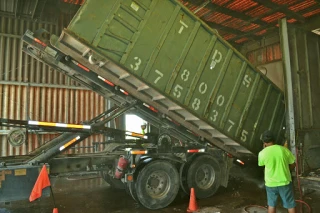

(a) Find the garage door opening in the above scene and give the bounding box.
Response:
[125,114,147,139]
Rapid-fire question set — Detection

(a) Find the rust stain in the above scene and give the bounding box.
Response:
[0,173,4,182]
[232,103,241,111]
[14,169,27,176]
[4,170,12,175]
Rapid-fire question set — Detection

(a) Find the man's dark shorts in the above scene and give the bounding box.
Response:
[265,182,296,209]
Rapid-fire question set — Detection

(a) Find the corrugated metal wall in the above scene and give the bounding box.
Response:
[247,43,282,66]
[0,15,107,157]
[0,15,79,85]
[288,27,320,170]
[239,34,284,92]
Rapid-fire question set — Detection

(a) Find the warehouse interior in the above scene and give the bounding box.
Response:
[1,0,320,212]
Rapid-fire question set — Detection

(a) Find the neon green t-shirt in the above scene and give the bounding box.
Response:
[258,145,295,187]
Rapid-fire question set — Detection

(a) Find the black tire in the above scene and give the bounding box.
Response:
[127,182,139,202]
[100,170,126,190]
[179,162,191,195]
[7,128,26,147]
[135,160,180,210]
[124,182,132,197]
[186,155,221,199]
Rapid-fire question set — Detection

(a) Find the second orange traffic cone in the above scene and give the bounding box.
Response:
[187,188,199,212]
[53,208,58,213]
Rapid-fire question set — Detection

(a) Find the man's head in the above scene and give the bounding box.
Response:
[261,130,275,144]
[141,123,147,130]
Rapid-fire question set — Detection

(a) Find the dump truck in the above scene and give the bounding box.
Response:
[2,0,286,210]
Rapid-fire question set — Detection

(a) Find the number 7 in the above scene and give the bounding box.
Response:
[227,120,235,132]
[154,70,163,84]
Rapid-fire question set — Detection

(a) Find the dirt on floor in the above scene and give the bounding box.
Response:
[0,164,319,213]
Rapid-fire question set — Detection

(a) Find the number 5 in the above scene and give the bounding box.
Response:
[241,130,248,142]
[173,85,183,98]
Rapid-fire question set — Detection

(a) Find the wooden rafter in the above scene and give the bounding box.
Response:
[201,3,269,27]
[205,22,262,41]
[253,0,305,23]
[186,0,320,45]
[297,13,320,31]
[229,25,277,42]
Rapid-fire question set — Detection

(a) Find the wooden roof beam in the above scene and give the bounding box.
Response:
[228,25,277,42]
[253,0,305,23]
[295,13,320,31]
[206,22,261,41]
[202,2,269,27]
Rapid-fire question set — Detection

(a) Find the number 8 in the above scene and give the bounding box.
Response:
[192,98,201,111]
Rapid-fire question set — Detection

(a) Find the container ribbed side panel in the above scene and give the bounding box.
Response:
[0,84,106,157]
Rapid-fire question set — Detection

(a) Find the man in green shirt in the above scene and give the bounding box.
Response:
[258,130,296,213]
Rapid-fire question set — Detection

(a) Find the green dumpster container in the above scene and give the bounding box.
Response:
[54,0,285,155]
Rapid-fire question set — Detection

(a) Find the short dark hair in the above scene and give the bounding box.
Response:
[261,130,275,143]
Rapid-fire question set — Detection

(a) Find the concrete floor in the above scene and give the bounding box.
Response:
[0,166,319,213]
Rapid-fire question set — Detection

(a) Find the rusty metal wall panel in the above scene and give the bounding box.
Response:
[0,15,80,86]
[0,84,106,157]
[246,43,282,66]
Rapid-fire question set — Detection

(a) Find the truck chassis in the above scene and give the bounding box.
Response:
[0,29,237,209]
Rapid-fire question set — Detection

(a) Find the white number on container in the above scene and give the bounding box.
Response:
[179,20,189,34]
[227,120,235,132]
[181,69,190,82]
[130,57,141,71]
[216,95,225,107]
[199,82,208,94]
[130,2,140,11]
[242,75,252,88]
[210,50,222,69]
[154,70,163,84]
[192,98,201,111]
[173,85,183,98]
[241,130,248,142]
[210,110,218,122]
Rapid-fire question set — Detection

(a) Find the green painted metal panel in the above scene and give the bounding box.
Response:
[65,0,286,154]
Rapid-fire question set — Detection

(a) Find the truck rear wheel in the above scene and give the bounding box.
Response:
[186,155,221,199]
[179,161,191,195]
[127,182,139,202]
[135,160,179,209]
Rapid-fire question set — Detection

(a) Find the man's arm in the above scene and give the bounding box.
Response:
[289,162,296,171]
[258,152,265,166]
[284,147,296,171]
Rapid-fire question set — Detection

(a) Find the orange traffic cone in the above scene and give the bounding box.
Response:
[187,188,199,212]
[53,208,58,213]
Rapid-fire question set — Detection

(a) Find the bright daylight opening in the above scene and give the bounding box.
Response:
[125,114,147,139]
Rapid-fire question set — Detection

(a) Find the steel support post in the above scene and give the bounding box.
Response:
[279,18,296,156]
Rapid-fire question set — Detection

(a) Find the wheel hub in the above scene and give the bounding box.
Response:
[195,164,215,190]
[146,171,170,198]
